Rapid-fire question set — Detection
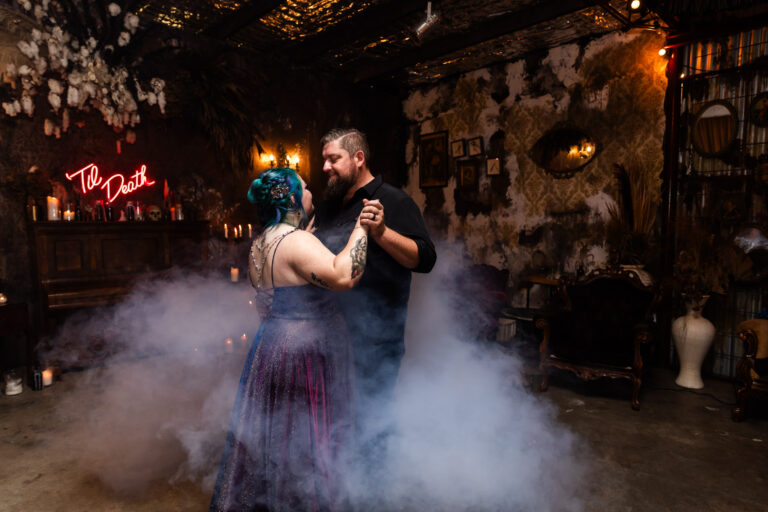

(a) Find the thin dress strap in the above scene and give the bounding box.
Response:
[269,229,298,288]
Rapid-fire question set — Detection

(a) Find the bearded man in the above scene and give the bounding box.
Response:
[314,128,436,469]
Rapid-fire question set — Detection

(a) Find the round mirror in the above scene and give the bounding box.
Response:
[529,128,597,179]
[691,100,738,157]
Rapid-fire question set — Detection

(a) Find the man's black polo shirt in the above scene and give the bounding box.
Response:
[315,175,436,355]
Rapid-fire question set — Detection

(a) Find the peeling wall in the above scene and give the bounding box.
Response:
[403,30,667,299]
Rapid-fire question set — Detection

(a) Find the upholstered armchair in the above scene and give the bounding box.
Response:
[535,268,661,410]
[732,318,768,421]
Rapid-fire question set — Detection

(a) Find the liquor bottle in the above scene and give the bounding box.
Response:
[125,201,135,221]
[94,200,105,221]
[105,204,114,222]
[74,203,83,221]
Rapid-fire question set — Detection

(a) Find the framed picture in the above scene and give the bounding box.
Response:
[750,92,768,127]
[467,136,484,156]
[457,159,479,190]
[419,131,449,188]
[451,139,465,158]
[486,157,501,176]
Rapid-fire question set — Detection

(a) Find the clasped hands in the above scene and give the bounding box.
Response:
[360,199,385,238]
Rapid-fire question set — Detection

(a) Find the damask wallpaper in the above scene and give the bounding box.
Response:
[403,30,667,294]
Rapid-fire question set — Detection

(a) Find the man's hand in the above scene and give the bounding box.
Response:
[360,199,385,239]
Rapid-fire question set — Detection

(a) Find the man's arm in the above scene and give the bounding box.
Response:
[360,198,435,272]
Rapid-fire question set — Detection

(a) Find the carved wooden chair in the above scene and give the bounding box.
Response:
[535,268,661,410]
[732,319,768,421]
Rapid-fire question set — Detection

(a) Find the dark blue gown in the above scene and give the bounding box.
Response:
[210,285,354,512]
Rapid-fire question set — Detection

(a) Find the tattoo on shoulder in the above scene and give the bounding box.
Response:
[311,272,331,289]
[350,237,367,279]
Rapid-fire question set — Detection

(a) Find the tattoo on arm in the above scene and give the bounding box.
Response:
[350,237,367,279]
[311,272,331,289]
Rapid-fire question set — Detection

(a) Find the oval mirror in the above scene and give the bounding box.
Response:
[691,100,738,157]
[529,128,597,179]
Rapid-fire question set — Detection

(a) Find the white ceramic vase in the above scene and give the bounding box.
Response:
[671,297,715,389]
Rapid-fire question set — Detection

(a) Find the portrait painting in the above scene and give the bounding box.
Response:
[458,159,479,190]
[419,131,449,187]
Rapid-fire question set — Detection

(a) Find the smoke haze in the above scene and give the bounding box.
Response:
[43,244,589,510]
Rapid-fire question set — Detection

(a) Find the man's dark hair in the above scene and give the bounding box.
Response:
[321,128,371,166]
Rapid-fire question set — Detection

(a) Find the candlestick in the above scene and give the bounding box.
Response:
[63,209,74,221]
[46,196,60,221]
[238,225,242,240]
[248,224,253,238]
[42,369,53,386]
[224,224,229,239]
[230,267,239,282]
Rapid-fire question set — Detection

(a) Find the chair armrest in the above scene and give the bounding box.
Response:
[633,321,652,344]
[738,328,759,359]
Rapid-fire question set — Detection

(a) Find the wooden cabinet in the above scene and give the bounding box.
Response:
[29,221,209,330]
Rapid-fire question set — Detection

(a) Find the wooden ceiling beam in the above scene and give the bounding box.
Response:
[352,0,594,83]
[204,0,284,39]
[286,0,427,61]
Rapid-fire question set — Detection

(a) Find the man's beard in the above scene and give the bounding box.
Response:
[325,173,356,200]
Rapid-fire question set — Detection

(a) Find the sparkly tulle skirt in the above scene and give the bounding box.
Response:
[210,286,354,512]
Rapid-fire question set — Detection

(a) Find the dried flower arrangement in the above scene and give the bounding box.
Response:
[605,161,662,268]
[0,1,165,137]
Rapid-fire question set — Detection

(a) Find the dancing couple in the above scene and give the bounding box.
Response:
[210,128,436,512]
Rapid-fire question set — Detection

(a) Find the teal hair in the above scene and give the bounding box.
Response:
[247,167,305,227]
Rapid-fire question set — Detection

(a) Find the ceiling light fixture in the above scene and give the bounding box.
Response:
[415,2,439,38]
[630,0,641,9]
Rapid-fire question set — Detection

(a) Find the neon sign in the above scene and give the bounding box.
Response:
[65,163,156,203]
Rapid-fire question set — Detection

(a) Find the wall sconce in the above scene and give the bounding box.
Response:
[287,154,300,171]
[256,144,301,171]
[259,152,276,167]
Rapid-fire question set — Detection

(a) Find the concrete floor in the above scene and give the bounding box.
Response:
[1,363,766,512]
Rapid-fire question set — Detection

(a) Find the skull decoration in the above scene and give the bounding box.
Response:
[146,205,162,221]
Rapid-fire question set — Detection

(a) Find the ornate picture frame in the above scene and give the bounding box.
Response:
[419,131,449,188]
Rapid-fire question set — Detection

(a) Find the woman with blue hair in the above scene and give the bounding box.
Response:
[211,167,375,512]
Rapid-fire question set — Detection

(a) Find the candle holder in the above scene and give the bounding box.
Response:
[3,370,23,396]
[30,367,43,391]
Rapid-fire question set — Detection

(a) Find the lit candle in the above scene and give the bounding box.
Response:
[225,338,234,353]
[46,196,60,221]
[248,224,253,238]
[63,209,74,221]
[224,223,229,239]
[42,369,53,386]
[240,333,247,341]
[230,267,239,282]
[238,225,243,239]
